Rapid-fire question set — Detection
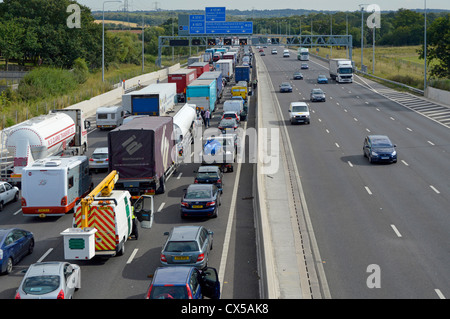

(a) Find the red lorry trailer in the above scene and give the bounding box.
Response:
[168,68,197,103]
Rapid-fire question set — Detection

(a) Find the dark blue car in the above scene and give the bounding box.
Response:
[363,135,397,163]
[181,184,221,218]
[146,266,220,299]
[0,228,34,275]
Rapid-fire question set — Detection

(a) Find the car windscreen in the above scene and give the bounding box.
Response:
[372,139,392,147]
[165,241,199,252]
[292,105,308,112]
[150,286,188,299]
[23,276,60,295]
[185,189,211,199]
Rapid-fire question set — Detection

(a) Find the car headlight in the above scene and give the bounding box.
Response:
[0,249,3,259]
[392,151,397,156]
[371,151,378,156]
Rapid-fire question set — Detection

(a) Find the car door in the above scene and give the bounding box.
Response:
[199,267,220,299]
[4,183,14,203]
[64,263,77,298]
[3,231,20,265]
[11,230,27,260]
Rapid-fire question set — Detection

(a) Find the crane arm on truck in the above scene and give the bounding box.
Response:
[80,170,119,229]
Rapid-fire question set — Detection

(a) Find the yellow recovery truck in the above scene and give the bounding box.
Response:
[61,170,154,260]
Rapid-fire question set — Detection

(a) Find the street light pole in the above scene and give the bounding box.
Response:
[359,4,369,71]
[424,0,427,90]
[102,0,122,82]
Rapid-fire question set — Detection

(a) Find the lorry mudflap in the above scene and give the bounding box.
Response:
[74,206,117,253]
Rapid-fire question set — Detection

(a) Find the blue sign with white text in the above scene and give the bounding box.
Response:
[205,21,253,34]
[205,7,226,22]
[189,14,205,34]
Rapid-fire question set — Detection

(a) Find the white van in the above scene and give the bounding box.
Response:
[283,49,290,58]
[288,102,310,124]
[223,100,244,120]
[96,105,124,129]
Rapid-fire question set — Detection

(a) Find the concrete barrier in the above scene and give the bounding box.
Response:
[425,86,450,106]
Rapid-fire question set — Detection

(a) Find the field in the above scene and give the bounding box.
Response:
[313,45,429,89]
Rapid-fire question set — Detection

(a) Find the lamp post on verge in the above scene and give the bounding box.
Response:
[424,0,427,90]
[359,4,369,72]
[102,0,122,82]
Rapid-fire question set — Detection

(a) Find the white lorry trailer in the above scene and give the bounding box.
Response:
[122,83,177,116]
[173,104,202,163]
[329,59,354,83]
[0,109,90,186]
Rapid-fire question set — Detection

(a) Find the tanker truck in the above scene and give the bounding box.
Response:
[173,104,202,163]
[0,109,90,186]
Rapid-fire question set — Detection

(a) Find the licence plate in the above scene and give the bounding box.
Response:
[174,256,190,260]
[381,157,389,159]
[96,161,104,163]
[192,205,203,208]
[38,209,50,212]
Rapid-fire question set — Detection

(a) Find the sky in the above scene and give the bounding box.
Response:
[77,0,450,12]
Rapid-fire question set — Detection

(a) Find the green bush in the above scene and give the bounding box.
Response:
[17,67,78,100]
[72,58,89,84]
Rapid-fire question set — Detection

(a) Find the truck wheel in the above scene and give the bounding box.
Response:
[156,176,166,194]
[117,240,125,256]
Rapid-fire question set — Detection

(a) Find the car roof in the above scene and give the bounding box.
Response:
[198,166,220,173]
[93,147,108,154]
[291,102,308,107]
[169,226,202,241]
[26,262,65,276]
[368,135,391,141]
[187,184,214,191]
[153,266,194,285]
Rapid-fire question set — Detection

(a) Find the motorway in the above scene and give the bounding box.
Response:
[258,47,450,299]
[0,63,260,299]
[1,46,449,299]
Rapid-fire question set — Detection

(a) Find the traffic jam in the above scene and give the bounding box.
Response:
[0,43,256,299]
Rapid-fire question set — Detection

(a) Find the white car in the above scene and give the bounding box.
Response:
[15,262,81,299]
[0,182,19,211]
[89,147,109,172]
[288,102,310,125]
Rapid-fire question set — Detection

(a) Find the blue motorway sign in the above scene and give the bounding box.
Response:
[189,14,205,34]
[205,21,253,34]
[205,7,226,22]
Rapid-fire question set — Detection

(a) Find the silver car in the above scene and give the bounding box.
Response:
[160,226,213,269]
[0,181,19,211]
[89,147,109,172]
[15,262,81,299]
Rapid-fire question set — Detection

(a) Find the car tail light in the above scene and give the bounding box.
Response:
[194,179,198,184]
[216,179,221,184]
[181,202,189,207]
[21,197,26,207]
[14,292,21,299]
[145,284,153,299]
[160,254,167,262]
[206,201,215,207]
[89,158,94,161]
[57,289,64,299]
[186,284,193,299]
[196,253,205,262]
[61,196,67,206]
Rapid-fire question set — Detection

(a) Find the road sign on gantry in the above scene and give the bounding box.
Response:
[189,14,205,34]
[205,7,226,22]
[205,21,253,34]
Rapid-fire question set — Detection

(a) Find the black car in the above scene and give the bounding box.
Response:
[293,72,304,80]
[194,165,223,193]
[279,82,293,93]
[181,184,221,218]
[310,88,326,102]
[363,135,397,164]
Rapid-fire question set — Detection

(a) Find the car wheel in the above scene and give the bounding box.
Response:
[212,207,218,218]
[13,192,19,202]
[0,201,3,211]
[28,240,34,255]
[5,257,13,274]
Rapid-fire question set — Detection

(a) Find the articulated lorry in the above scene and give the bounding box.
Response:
[168,68,197,103]
[329,59,354,83]
[108,116,178,197]
[122,83,177,116]
[0,109,90,186]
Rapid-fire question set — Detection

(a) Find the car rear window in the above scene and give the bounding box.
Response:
[23,276,60,295]
[92,153,107,160]
[165,241,199,252]
[185,189,211,199]
[197,172,219,179]
[150,286,188,299]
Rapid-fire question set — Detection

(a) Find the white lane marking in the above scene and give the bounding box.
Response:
[38,248,54,262]
[157,202,165,212]
[427,140,435,146]
[347,161,353,167]
[335,143,340,148]
[177,172,183,179]
[401,160,409,166]
[365,186,372,195]
[435,289,446,299]
[391,225,402,238]
[127,248,139,264]
[13,209,22,216]
[430,185,440,194]
[406,127,413,132]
